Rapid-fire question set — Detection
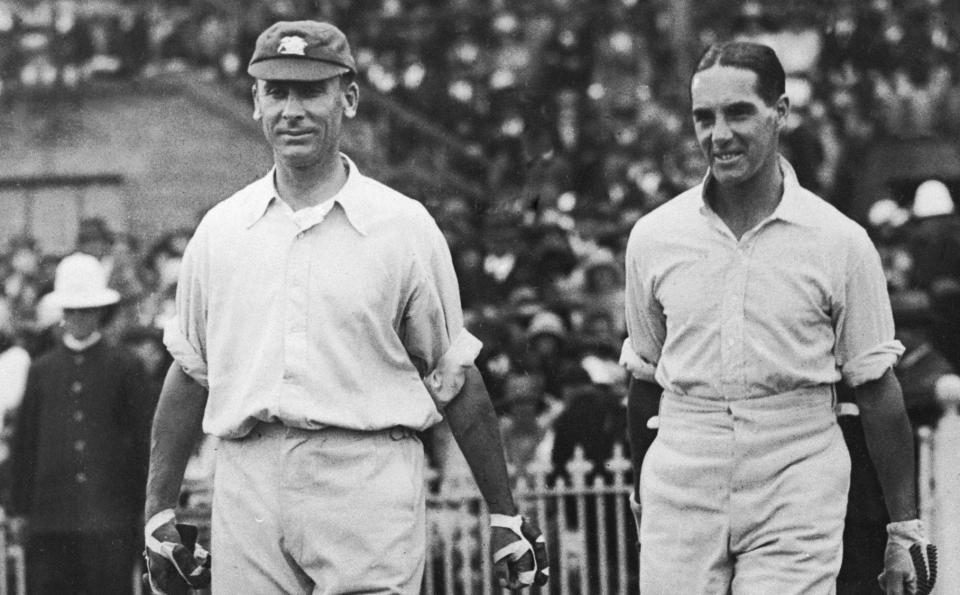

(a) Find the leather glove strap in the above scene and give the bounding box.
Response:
[144,509,177,554]
[490,513,539,586]
[144,511,210,588]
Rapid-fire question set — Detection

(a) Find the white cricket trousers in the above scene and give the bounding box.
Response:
[639,386,850,594]
[211,422,426,594]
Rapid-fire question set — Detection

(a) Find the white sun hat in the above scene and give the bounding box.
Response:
[912,179,955,218]
[47,252,121,310]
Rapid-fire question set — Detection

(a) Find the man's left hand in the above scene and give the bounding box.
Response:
[490,514,549,590]
[878,520,937,595]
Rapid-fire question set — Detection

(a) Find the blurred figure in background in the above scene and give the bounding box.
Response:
[903,179,960,372]
[9,253,152,595]
[0,299,30,507]
[498,371,554,486]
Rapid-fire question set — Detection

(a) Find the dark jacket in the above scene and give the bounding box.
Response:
[10,340,152,534]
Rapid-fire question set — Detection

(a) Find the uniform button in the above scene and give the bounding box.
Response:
[75,472,87,484]
[71,381,83,393]
[74,440,86,452]
[73,410,84,422]
[74,355,84,365]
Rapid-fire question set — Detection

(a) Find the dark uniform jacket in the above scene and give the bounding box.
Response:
[10,340,152,534]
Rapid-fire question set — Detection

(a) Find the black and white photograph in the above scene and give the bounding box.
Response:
[0,1,958,593]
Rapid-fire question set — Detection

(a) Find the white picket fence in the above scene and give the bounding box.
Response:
[423,444,637,595]
[3,387,960,595]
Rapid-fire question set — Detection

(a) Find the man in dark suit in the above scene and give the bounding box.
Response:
[10,252,153,594]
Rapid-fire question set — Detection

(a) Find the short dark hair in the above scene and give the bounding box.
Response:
[692,41,785,106]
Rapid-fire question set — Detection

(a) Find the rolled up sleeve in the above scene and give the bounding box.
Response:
[401,213,481,408]
[835,232,905,387]
[162,226,209,388]
[620,338,657,382]
[624,227,665,378]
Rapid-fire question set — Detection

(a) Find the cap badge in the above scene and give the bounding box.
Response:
[277,35,308,56]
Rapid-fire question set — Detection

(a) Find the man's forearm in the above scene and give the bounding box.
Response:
[854,368,918,522]
[444,366,518,516]
[627,377,662,496]
[144,363,208,520]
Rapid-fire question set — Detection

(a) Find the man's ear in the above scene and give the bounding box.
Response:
[342,80,359,119]
[775,94,790,129]
[251,83,262,120]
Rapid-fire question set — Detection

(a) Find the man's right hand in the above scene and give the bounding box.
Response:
[143,510,210,594]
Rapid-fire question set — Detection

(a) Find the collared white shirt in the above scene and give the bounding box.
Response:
[165,155,480,438]
[624,157,903,399]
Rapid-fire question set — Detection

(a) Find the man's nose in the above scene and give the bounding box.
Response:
[712,116,733,143]
[282,94,305,119]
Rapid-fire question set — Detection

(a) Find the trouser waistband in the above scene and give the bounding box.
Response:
[236,421,418,443]
[661,385,835,412]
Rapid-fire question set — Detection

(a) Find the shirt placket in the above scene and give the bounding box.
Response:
[720,239,749,398]
[283,227,311,385]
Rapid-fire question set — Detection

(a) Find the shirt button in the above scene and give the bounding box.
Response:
[71,381,83,393]
[75,472,87,484]
[73,410,84,422]
[74,440,86,452]
[727,338,736,347]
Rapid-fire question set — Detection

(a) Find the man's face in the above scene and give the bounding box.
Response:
[690,66,786,187]
[62,308,101,340]
[252,77,358,168]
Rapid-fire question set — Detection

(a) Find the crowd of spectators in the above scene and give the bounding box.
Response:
[1,0,959,539]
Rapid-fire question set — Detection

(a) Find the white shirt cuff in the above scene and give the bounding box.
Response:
[424,329,483,408]
[842,340,905,387]
[163,316,209,388]
[619,338,657,382]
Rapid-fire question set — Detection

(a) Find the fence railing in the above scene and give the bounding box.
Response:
[424,444,637,595]
[3,387,959,594]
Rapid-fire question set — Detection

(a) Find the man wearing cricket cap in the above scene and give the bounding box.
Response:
[142,20,548,594]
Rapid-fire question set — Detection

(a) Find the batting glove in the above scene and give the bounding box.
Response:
[878,519,938,595]
[143,509,211,595]
[490,513,549,590]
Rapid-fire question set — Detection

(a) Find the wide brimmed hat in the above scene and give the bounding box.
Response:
[248,21,356,81]
[47,252,120,310]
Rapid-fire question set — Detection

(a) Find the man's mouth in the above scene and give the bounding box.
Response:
[713,151,742,163]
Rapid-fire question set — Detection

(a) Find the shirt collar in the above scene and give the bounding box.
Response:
[243,154,373,235]
[698,155,811,226]
[63,331,102,352]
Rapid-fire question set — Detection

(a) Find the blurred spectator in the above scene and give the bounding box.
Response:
[479,212,535,302]
[0,298,30,451]
[75,216,113,262]
[137,230,189,330]
[120,325,171,401]
[551,380,633,593]
[904,179,960,291]
[573,249,626,336]
[2,236,43,328]
[902,179,960,371]
[9,253,152,594]
[520,309,579,403]
[498,372,554,486]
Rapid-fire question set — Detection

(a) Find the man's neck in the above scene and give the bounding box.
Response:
[709,160,784,240]
[275,154,348,211]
